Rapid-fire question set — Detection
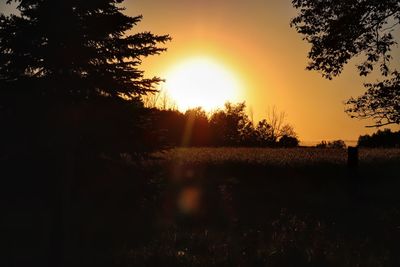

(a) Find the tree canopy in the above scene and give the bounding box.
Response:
[149,102,299,148]
[0,0,171,157]
[291,0,400,127]
[0,0,170,100]
[358,128,400,147]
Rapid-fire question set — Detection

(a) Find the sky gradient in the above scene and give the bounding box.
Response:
[128,0,400,142]
[1,0,399,142]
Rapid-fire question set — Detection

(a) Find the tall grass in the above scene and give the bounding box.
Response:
[155,147,400,167]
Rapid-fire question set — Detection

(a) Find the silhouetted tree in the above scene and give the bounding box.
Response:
[143,102,299,148]
[291,0,400,127]
[240,119,258,146]
[150,109,185,147]
[210,102,250,146]
[264,107,297,142]
[0,0,170,98]
[279,124,297,140]
[316,141,328,149]
[278,135,300,148]
[316,140,346,149]
[358,129,400,148]
[330,140,346,149]
[0,0,171,156]
[1,2,172,265]
[256,119,275,146]
[184,107,211,146]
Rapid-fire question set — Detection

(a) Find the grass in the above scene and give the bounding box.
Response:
[124,147,400,266]
[155,147,400,167]
[3,147,400,266]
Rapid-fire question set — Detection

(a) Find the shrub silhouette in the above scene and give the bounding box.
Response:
[316,140,346,149]
[358,129,400,148]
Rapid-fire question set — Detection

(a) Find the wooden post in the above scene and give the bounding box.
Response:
[347,146,358,168]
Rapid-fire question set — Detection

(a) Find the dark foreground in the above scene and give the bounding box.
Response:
[2,148,400,266]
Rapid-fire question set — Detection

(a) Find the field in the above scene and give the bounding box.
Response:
[4,147,400,266]
[130,147,400,266]
[155,147,400,166]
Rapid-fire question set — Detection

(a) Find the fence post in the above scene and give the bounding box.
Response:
[347,146,358,168]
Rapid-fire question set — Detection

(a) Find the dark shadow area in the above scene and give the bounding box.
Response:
[3,142,400,266]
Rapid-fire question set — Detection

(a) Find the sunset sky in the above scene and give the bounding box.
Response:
[1,0,399,142]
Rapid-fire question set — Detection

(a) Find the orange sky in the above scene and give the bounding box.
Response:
[124,0,400,142]
[1,0,399,142]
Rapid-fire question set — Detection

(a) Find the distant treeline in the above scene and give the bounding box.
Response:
[358,129,400,148]
[315,140,346,149]
[149,102,299,148]
[314,129,400,149]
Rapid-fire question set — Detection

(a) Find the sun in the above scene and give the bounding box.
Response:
[164,57,242,111]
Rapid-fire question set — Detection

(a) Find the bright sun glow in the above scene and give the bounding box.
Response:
[164,57,241,111]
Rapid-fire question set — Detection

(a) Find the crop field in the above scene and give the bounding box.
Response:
[121,147,400,266]
[155,147,400,167]
[4,148,400,266]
